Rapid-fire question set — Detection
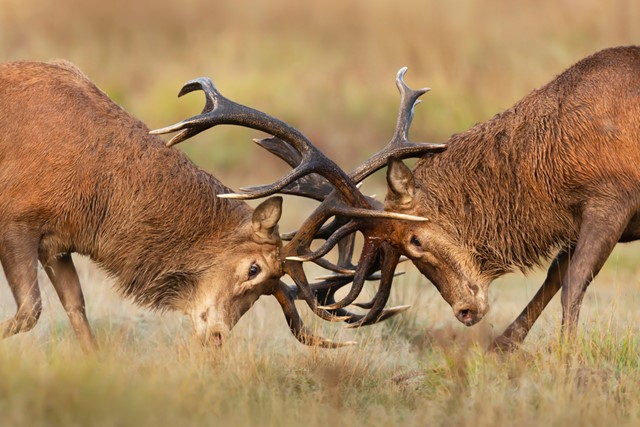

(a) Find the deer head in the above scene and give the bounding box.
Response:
[384,158,491,326]
[186,197,284,346]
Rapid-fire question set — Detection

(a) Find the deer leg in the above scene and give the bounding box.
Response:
[0,235,42,338]
[40,253,97,353]
[489,248,571,352]
[560,207,630,340]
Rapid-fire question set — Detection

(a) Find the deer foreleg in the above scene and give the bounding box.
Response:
[489,248,571,352]
[560,205,631,340]
[40,253,97,353]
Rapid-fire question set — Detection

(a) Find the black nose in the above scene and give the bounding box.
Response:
[456,308,480,326]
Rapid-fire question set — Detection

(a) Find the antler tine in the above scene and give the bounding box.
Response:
[346,305,412,326]
[348,67,446,184]
[296,233,356,276]
[317,238,378,310]
[314,270,405,282]
[394,67,429,143]
[311,233,404,293]
[251,137,333,201]
[311,257,356,275]
[308,276,354,296]
[304,245,410,329]
[284,260,356,322]
[219,161,326,200]
[284,208,426,263]
[149,78,218,146]
[285,221,359,263]
[281,214,346,242]
[273,281,356,348]
[336,226,356,267]
[345,244,403,327]
[313,285,411,326]
[254,136,302,167]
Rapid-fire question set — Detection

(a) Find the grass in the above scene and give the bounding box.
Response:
[0,249,639,426]
[1,0,640,425]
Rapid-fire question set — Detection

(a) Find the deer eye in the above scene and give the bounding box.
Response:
[248,263,261,280]
[410,235,421,247]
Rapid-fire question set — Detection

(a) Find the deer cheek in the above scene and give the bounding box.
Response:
[422,251,442,268]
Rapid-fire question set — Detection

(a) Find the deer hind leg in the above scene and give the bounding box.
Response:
[560,204,632,340]
[489,248,571,352]
[0,234,42,338]
[40,253,97,354]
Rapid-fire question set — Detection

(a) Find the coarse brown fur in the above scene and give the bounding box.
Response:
[384,46,640,349]
[0,60,284,351]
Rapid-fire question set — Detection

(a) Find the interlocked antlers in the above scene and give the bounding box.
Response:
[151,68,446,346]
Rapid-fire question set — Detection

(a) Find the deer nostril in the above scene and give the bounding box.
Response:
[211,331,223,347]
[456,308,478,326]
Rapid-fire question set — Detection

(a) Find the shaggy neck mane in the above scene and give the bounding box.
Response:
[415,82,580,276]
[68,103,253,310]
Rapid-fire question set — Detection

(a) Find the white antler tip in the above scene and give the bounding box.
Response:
[217,193,244,199]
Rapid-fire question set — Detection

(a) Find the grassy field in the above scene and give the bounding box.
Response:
[1,0,640,425]
[0,250,639,427]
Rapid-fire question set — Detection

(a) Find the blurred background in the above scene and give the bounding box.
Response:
[2,0,639,190]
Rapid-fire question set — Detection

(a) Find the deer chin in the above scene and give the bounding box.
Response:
[408,254,491,326]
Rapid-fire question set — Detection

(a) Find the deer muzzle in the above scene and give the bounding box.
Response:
[191,308,231,347]
[452,300,490,327]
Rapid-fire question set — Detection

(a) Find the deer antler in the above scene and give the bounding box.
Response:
[151,68,445,343]
[272,281,356,348]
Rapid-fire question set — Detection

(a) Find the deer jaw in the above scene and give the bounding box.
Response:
[404,226,491,326]
[385,157,491,326]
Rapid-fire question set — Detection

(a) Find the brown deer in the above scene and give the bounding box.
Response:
[0,60,440,352]
[381,46,640,350]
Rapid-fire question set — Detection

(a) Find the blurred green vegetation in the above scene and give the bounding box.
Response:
[2,0,639,187]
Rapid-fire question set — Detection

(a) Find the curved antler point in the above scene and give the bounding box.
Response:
[217,193,246,199]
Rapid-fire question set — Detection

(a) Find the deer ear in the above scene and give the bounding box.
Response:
[252,196,283,240]
[386,158,416,207]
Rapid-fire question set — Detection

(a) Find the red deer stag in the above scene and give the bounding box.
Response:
[382,46,640,350]
[0,60,442,352]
